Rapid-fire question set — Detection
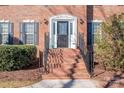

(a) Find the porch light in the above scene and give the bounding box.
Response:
[80,19,84,24]
[44,18,48,25]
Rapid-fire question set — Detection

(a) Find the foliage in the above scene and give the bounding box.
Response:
[0,45,37,71]
[94,13,124,71]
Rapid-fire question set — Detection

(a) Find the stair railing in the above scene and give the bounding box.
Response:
[40,32,49,73]
[78,32,94,75]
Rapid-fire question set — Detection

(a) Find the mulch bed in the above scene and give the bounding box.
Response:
[92,63,124,88]
[0,62,42,81]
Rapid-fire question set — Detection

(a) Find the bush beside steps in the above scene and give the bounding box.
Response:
[0,45,37,71]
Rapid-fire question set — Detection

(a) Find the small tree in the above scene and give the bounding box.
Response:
[94,13,124,71]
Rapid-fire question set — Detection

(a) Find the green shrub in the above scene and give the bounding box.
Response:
[94,13,124,71]
[0,45,37,71]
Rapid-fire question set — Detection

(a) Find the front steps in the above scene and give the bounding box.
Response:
[41,48,90,79]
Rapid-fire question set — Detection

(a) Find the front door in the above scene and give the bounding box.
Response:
[49,14,77,49]
[57,21,68,48]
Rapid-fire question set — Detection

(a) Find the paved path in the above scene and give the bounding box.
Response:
[24,79,99,88]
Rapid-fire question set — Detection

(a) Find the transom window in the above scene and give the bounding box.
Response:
[0,22,12,44]
[20,22,38,45]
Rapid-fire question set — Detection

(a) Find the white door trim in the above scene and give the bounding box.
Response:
[49,14,77,49]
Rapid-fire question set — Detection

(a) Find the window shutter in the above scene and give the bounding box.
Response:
[87,22,93,46]
[34,22,39,45]
[0,23,2,44]
[20,23,25,44]
[8,22,13,44]
[70,22,73,35]
[53,22,55,35]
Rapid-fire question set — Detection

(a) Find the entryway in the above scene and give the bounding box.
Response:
[42,14,90,80]
[49,14,77,49]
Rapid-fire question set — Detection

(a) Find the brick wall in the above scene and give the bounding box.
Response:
[0,5,124,54]
[0,5,87,52]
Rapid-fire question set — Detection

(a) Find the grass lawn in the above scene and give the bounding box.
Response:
[0,80,40,88]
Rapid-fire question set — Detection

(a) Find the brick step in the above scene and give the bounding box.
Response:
[48,50,80,57]
[62,62,86,66]
[45,63,86,69]
[42,76,89,79]
[42,73,89,77]
[60,62,84,65]
[50,68,88,74]
[46,59,84,64]
[63,57,84,62]
[41,69,89,75]
[44,72,89,77]
[42,65,88,74]
[53,65,86,70]
[45,62,87,70]
[42,73,90,79]
[47,53,81,57]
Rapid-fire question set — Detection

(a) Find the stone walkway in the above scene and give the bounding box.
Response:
[23,79,99,88]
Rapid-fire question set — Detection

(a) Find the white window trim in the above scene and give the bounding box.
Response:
[23,20,35,23]
[0,19,10,22]
[90,20,103,23]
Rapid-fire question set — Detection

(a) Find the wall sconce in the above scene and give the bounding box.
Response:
[80,19,84,24]
[44,18,48,25]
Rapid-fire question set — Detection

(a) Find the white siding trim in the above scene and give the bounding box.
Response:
[23,20,35,22]
[89,20,103,23]
[0,19,10,22]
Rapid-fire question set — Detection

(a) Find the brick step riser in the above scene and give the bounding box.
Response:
[59,70,88,74]
[42,73,90,78]
[47,53,78,56]
[51,68,88,72]
[41,75,90,79]
[44,66,88,72]
[42,77,89,79]
[42,75,89,79]
[47,58,82,62]
[44,64,86,69]
[41,69,89,76]
[41,67,87,73]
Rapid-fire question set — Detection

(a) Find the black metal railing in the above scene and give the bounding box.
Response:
[43,32,49,66]
[38,32,49,74]
[78,32,94,75]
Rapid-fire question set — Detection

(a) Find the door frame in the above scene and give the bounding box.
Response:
[49,14,77,49]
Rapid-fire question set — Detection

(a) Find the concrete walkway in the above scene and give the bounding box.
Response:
[24,79,99,88]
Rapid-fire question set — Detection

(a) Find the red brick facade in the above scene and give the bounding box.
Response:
[0,5,124,55]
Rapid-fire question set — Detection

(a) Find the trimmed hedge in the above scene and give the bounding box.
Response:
[0,45,37,71]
